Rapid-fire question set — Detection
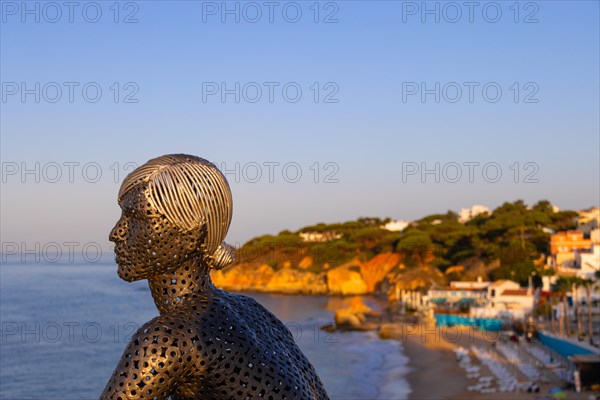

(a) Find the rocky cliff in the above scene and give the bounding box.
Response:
[211,252,404,295]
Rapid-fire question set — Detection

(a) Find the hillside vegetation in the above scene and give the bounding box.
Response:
[212,200,578,294]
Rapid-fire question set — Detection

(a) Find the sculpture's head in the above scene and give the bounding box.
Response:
[109,154,234,282]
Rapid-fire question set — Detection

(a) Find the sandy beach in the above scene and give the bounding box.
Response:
[389,322,599,400]
[402,325,467,399]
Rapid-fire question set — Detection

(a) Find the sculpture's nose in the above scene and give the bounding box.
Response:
[109,216,128,243]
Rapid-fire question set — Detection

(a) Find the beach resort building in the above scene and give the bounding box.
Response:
[471,279,536,319]
[469,280,536,320]
[573,245,600,279]
[550,230,592,254]
[425,278,536,320]
[548,229,599,280]
[549,230,593,269]
[427,279,490,304]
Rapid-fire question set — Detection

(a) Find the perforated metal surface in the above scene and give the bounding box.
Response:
[102,154,329,400]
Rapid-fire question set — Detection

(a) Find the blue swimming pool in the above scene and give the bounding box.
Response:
[537,332,596,358]
[434,314,504,331]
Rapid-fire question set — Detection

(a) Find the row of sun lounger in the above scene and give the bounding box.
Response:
[495,341,541,381]
[454,337,580,395]
[470,345,521,392]
[522,342,571,382]
[454,347,497,393]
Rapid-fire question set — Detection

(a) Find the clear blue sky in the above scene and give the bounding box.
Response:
[1,1,599,253]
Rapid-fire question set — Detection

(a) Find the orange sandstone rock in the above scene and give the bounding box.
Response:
[360,253,401,292]
[326,262,368,295]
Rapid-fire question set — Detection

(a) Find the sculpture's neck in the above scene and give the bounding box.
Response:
[148,258,215,315]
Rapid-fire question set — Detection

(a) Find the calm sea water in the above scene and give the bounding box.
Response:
[0,263,410,400]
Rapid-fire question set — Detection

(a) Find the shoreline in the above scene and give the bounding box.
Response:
[213,285,389,298]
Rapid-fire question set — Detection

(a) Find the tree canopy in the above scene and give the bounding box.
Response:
[235,200,578,285]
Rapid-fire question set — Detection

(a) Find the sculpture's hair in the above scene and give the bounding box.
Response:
[118,154,234,269]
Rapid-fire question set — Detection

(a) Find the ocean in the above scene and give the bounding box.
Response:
[0,263,410,400]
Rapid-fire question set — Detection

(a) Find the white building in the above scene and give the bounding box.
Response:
[299,231,342,242]
[426,278,489,304]
[450,278,490,290]
[426,279,536,320]
[574,245,600,279]
[471,280,535,320]
[578,208,600,235]
[458,205,490,223]
[381,220,410,232]
[427,287,488,303]
[557,241,600,280]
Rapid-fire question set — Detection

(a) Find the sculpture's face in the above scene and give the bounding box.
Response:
[109,185,202,282]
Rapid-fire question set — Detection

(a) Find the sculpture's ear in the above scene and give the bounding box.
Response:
[208,242,236,270]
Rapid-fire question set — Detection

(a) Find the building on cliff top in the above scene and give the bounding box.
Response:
[458,205,490,223]
[381,220,410,232]
[299,231,342,242]
[577,207,600,235]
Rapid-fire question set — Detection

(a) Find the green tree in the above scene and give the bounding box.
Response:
[396,230,432,267]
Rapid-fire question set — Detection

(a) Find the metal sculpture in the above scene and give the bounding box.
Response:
[102,154,329,400]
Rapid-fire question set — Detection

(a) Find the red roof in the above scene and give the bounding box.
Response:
[501,289,531,296]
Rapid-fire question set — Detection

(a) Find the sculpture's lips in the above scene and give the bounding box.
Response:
[113,248,127,263]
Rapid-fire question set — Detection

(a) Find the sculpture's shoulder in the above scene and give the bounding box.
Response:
[201,291,330,400]
[130,314,200,357]
[196,290,292,340]
[216,291,294,339]
[101,315,198,400]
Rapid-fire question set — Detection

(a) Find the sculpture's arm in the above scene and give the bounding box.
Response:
[100,317,194,400]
